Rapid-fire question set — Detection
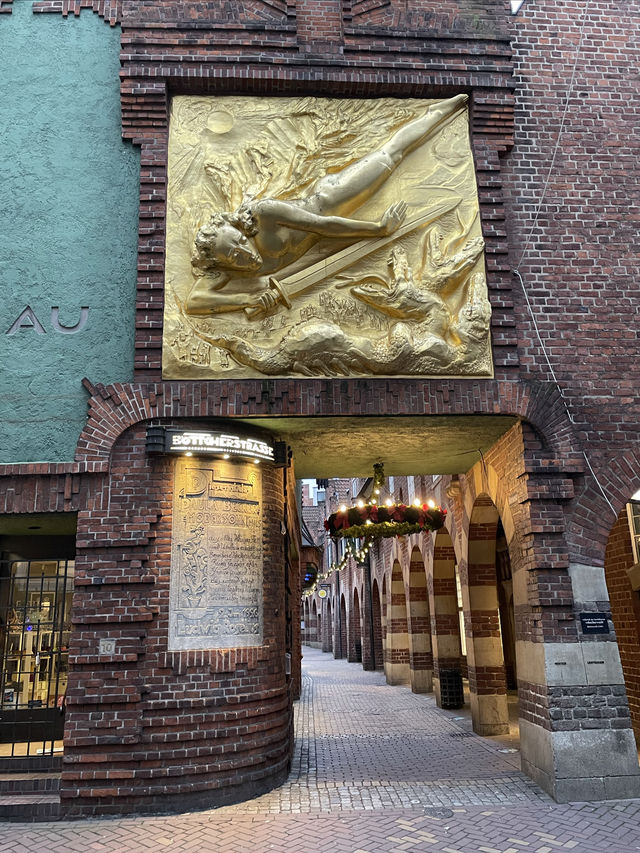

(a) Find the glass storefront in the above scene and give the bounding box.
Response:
[0,559,73,755]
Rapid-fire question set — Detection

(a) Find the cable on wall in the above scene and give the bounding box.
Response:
[511,1,617,518]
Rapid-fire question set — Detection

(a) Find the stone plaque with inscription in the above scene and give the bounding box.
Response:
[169,458,264,650]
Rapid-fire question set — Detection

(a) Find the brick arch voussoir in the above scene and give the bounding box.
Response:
[74,379,579,467]
[568,445,640,564]
[503,380,579,459]
[75,381,163,467]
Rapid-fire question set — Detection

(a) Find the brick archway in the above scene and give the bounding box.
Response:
[464,494,509,736]
[73,379,580,471]
[569,446,640,565]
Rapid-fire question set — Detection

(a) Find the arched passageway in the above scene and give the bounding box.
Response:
[496,520,516,690]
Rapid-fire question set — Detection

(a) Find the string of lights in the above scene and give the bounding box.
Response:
[302,537,375,597]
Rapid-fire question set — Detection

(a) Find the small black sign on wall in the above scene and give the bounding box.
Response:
[579,613,610,635]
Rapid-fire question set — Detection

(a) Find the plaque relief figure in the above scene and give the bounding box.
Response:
[187,94,467,317]
[198,240,492,376]
[162,95,493,380]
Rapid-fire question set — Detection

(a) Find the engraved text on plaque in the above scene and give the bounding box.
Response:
[169,459,264,650]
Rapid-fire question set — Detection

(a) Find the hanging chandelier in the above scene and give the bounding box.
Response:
[324,463,446,541]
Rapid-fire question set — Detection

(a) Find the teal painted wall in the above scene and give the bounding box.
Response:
[0,0,139,463]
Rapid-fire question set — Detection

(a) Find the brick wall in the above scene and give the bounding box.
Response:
[504,0,640,555]
[61,421,292,816]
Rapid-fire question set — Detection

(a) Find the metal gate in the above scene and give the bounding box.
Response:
[0,559,73,756]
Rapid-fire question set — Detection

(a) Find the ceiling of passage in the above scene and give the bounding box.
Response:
[242,415,518,478]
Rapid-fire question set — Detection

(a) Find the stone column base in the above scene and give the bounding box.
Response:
[385,661,411,685]
[520,719,640,802]
[410,668,433,694]
[470,691,509,735]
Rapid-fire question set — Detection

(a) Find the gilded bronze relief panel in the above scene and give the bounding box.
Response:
[163,95,492,379]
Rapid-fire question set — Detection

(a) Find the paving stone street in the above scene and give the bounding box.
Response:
[1,647,639,852]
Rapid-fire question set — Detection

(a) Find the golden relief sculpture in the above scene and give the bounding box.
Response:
[163,95,492,379]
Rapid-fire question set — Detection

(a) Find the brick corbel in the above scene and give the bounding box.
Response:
[32,0,121,25]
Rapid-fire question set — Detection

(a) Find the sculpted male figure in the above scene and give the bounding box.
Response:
[186,94,468,316]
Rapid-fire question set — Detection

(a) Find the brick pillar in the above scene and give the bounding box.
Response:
[322,598,333,654]
[296,0,343,53]
[385,560,410,685]
[381,574,388,667]
[430,529,463,708]
[407,547,433,694]
[61,423,292,816]
[463,497,509,736]
[309,600,318,646]
[361,555,379,672]
[371,578,384,670]
[347,587,362,662]
[339,594,347,659]
[332,572,345,659]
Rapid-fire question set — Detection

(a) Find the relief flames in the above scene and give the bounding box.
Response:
[163,96,492,379]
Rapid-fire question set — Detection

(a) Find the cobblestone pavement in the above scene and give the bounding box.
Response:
[1,647,640,852]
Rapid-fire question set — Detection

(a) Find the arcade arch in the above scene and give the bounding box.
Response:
[371,578,384,671]
[604,501,640,752]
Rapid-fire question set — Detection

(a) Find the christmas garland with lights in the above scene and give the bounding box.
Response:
[324,461,445,541]
[302,465,447,596]
[324,501,446,541]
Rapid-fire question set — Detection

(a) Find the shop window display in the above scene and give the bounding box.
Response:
[0,560,73,754]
